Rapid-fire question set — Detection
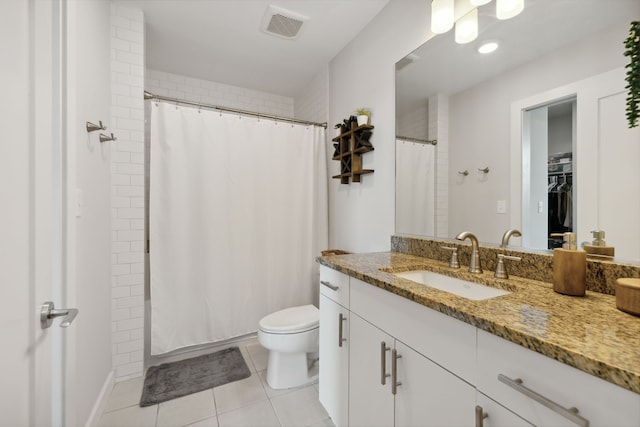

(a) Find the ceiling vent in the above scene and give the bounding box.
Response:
[395,54,421,71]
[261,5,309,40]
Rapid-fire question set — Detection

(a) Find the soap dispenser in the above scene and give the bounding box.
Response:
[551,232,587,296]
[583,230,615,257]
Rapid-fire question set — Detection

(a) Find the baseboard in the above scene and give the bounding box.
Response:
[84,369,115,427]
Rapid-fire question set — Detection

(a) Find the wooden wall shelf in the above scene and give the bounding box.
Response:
[332,122,374,184]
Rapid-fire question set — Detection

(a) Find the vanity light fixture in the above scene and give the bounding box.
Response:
[431,0,524,44]
[455,8,478,44]
[496,0,524,20]
[431,0,455,34]
[478,41,499,54]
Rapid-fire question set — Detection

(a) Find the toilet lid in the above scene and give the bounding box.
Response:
[259,304,319,333]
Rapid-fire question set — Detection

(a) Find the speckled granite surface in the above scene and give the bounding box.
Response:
[391,235,640,295]
[318,251,640,394]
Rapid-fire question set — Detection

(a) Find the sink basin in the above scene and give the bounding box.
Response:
[393,270,510,301]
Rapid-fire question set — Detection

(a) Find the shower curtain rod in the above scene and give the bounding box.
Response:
[396,135,438,145]
[144,91,328,128]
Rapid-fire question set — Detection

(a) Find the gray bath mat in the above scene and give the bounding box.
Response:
[140,346,251,406]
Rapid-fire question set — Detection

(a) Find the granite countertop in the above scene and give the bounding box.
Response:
[318,251,640,394]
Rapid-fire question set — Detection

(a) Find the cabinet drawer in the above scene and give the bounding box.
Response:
[477,329,640,427]
[319,265,350,307]
[350,276,476,384]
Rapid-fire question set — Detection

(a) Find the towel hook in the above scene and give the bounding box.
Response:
[99,133,117,143]
[86,121,106,133]
[478,167,490,174]
[458,170,469,176]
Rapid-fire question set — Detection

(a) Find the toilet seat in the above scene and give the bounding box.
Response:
[259,304,319,334]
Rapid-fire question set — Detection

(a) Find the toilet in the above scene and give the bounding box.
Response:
[258,304,319,390]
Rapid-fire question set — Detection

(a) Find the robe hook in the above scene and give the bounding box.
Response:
[86,121,107,133]
[458,170,469,176]
[99,133,117,143]
[478,167,490,174]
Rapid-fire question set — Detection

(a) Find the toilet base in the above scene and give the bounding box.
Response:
[265,351,319,390]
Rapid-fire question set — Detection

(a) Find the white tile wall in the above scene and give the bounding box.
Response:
[397,104,429,140]
[430,94,449,238]
[294,67,329,124]
[145,69,294,118]
[110,3,145,381]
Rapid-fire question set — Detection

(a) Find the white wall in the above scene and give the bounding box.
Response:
[146,69,294,117]
[448,24,627,244]
[549,110,573,155]
[110,3,146,381]
[1,1,31,425]
[328,0,431,252]
[67,0,114,424]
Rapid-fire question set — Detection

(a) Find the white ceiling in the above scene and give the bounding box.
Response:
[116,0,390,98]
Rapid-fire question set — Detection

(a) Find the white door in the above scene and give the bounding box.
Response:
[318,295,349,427]
[394,340,476,427]
[0,1,72,425]
[522,105,549,250]
[576,67,640,261]
[349,314,394,427]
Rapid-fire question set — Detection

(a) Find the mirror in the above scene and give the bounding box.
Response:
[395,0,640,262]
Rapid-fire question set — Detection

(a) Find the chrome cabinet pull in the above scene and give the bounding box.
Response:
[498,374,589,427]
[338,313,347,347]
[391,349,402,395]
[321,280,339,291]
[475,405,488,427]
[40,301,79,329]
[380,341,391,385]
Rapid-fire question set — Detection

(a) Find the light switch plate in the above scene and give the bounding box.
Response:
[496,200,507,214]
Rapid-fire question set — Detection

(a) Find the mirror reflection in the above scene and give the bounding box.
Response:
[395,0,640,262]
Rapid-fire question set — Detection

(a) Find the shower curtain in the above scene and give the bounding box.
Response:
[395,139,436,236]
[149,102,328,355]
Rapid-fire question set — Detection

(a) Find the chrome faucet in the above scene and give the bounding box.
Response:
[455,231,483,273]
[500,229,521,247]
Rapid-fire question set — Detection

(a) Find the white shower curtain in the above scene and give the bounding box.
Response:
[395,139,436,236]
[149,102,328,355]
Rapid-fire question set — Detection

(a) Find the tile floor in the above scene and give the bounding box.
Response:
[99,339,334,427]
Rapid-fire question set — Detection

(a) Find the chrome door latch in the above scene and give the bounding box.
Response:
[40,301,79,329]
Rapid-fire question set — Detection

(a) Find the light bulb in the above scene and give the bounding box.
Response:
[431,0,454,34]
[496,0,524,20]
[455,8,478,44]
[470,0,492,5]
[478,41,499,54]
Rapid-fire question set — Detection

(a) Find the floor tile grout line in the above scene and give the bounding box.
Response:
[267,391,285,427]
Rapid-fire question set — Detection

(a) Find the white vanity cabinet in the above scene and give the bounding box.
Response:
[348,277,476,426]
[477,329,640,427]
[319,265,639,427]
[319,266,350,427]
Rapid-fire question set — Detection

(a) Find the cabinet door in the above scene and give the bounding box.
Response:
[477,392,533,427]
[319,295,349,427]
[349,314,394,427]
[394,341,476,427]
